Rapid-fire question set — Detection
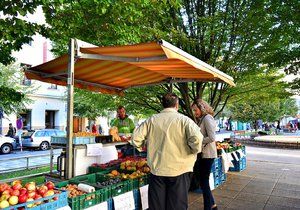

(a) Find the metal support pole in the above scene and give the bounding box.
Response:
[26,158,29,170]
[66,39,75,179]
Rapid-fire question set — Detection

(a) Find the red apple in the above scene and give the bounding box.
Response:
[34,194,43,205]
[18,194,28,204]
[19,188,27,195]
[37,185,48,196]
[8,195,18,205]
[45,181,55,190]
[10,189,20,196]
[12,182,22,190]
[25,182,36,191]
[27,191,36,199]
[0,183,9,192]
[43,190,54,198]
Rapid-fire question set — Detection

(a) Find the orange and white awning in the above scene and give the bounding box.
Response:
[25,39,234,95]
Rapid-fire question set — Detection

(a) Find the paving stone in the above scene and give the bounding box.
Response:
[264,204,300,210]
[226,199,265,210]
[234,192,269,203]
[213,195,234,207]
[241,184,274,195]
[275,182,300,191]
[218,183,246,191]
[213,188,240,199]
[267,195,300,208]
[271,188,300,199]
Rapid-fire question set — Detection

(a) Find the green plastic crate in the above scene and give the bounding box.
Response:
[88,166,113,174]
[83,173,129,197]
[21,175,46,185]
[55,179,108,210]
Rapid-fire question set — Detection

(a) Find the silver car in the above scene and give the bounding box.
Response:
[0,135,16,154]
[22,129,66,150]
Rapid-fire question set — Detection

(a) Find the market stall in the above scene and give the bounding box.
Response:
[0,39,237,209]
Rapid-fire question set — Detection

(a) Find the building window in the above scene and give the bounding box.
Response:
[49,84,57,89]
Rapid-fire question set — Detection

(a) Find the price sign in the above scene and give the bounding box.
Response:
[113,191,135,210]
[140,185,149,210]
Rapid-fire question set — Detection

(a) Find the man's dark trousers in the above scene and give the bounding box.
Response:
[148,172,190,210]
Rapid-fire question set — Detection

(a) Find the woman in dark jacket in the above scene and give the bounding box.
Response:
[191,99,218,210]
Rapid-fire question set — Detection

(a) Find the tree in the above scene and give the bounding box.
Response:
[0,1,45,65]
[1,0,299,118]
[0,63,32,115]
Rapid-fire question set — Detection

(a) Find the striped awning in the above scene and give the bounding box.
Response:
[25,39,234,95]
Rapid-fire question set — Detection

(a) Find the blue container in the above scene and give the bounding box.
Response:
[133,189,141,210]
[3,190,68,210]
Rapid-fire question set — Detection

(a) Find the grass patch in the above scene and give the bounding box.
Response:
[0,165,56,181]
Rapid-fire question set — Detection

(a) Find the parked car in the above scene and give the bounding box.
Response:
[0,134,16,154]
[22,129,66,150]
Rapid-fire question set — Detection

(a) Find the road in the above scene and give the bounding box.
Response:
[0,149,61,172]
[246,145,300,165]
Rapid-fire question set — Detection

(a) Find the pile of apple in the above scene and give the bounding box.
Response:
[0,180,59,209]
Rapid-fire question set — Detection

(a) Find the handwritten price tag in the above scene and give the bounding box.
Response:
[84,202,108,210]
[113,191,135,210]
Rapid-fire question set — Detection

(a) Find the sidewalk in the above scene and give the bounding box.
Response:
[188,160,300,209]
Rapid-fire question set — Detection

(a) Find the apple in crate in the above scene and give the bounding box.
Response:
[46,181,55,190]
[11,189,20,196]
[8,195,18,205]
[34,194,43,205]
[26,198,35,208]
[19,188,27,195]
[18,194,28,204]
[27,191,36,199]
[0,183,10,192]
[37,185,48,196]
[12,182,22,191]
[25,182,36,191]
[43,190,54,197]
[0,200,10,209]
[0,194,10,201]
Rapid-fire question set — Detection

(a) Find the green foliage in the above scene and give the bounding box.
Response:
[0,1,46,65]
[0,63,32,115]
[1,0,299,119]
[228,70,297,123]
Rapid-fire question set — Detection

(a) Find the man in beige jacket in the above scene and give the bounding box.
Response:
[132,93,203,210]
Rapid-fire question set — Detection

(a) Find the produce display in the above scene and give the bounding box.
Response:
[216,141,244,153]
[60,184,94,199]
[73,132,99,137]
[95,177,122,188]
[0,180,60,209]
[109,127,131,142]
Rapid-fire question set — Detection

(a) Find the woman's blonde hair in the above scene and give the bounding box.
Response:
[192,99,214,116]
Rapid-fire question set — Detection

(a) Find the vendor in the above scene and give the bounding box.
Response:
[110,105,135,133]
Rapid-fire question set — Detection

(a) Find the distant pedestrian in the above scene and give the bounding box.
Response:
[98,124,103,135]
[6,123,16,138]
[91,123,97,134]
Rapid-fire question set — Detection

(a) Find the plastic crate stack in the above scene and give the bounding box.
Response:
[229,146,247,172]
[211,157,227,188]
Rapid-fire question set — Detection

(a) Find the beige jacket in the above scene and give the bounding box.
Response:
[132,108,203,177]
[198,114,217,158]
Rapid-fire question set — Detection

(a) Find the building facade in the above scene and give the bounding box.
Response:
[1,34,67,134]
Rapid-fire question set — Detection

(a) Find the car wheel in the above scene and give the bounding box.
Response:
[40,141,50,150]
[1,144,12,154]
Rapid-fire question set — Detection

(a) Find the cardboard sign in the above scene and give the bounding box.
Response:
[113,191,135,210]
[140,185,149,210]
